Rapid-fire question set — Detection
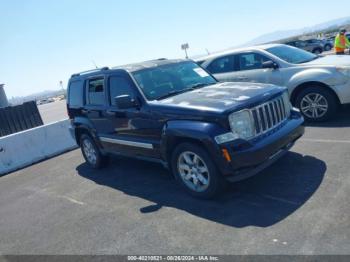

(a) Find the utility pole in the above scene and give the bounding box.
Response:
[181,43,189,58]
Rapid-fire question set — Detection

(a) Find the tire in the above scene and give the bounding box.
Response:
[171,142,227,199]
[324,44,331,51]
[295,85,338,122]
[80,134,108,169]
[312,48,322,54]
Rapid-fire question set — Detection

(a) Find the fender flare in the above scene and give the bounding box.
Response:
[72,117,98,145]
[288,68,334,91]
[160,120,229,167]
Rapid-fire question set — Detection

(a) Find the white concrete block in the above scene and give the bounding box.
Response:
[0,119,78,175]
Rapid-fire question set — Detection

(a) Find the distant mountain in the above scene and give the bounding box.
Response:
[192,16,350,58]
[244,16,350,46]
[8,89,66,105]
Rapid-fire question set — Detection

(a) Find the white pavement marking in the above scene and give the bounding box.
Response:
[61,196,85,206]
[300,138,350,144]
[261,194,301,206]
[37,188,85,206]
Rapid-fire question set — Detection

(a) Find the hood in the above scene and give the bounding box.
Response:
[304,55,350,67]
[149,82,285,114]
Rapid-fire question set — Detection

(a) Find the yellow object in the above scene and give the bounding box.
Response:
[222,149,232,162]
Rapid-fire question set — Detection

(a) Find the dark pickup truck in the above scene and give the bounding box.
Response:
[67,59,304,198]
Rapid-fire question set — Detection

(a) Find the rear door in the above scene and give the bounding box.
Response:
[84,76,109,135]
[206,54,242,82]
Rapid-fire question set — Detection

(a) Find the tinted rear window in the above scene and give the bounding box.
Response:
[68,80,84,107]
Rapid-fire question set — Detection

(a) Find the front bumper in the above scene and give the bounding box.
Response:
[217,115,304,182]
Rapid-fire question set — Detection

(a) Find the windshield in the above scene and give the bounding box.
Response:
[132,61,217,100]
[266,45,318,64]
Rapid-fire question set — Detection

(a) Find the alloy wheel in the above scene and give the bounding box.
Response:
[177,151,210,192]
[300,93,328,119]
[82,139,97,165]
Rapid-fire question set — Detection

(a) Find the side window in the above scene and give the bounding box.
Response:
[109,76,134,106]
[87,78,105,105]
[238,53,270,71]
[207,55,235,74]
[68,80,84,107]
[296,41,306,48]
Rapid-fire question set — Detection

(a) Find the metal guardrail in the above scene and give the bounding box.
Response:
[0,101,43,137]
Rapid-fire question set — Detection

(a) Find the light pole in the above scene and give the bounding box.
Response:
[181,43,189,58]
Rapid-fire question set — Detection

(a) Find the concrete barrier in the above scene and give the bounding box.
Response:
[0,119,77,175]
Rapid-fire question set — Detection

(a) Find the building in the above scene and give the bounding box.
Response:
[0,84,9,108]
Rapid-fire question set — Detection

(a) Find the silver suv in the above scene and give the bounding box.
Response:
[196,44,350,121]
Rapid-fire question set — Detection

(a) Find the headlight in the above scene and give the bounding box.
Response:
[337,66,350,77]
[228,110,255,140]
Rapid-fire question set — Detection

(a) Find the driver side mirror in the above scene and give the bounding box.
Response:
[262,61,279,70]
[114,95,139,109]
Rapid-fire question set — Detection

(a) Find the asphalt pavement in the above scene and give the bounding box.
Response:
[38,100,67,124]
[0,107,349,255]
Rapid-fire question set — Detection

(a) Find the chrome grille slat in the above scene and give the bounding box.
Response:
[256,108,263,133]
[278,98,285,119]
[250,94,290,137]
[262,105,269,129]
[267,104,273,128]
[274,100,281,123]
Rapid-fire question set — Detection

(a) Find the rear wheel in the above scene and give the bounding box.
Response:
[295,85,338,122]
[171,143,227,199]
[80,134,108,169]
[312,48,322,54]
[324,44,331,51]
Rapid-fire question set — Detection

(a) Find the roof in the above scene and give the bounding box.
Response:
[193,43,283,61]
[70,58,189,78]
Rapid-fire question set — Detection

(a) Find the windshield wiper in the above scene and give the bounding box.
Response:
[189,82,212,89]
[156,88,194,100]
[156,83,214,100]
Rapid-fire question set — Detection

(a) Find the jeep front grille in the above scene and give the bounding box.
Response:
[251,95,290,136]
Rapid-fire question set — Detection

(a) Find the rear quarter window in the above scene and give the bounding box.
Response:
[68,80,84,107]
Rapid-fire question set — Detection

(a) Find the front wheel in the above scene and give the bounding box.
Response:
[171,143,227,199]
[295,86,338,122]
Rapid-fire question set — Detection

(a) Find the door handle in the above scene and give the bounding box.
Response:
[237,76,248,81]
[81,109,90,114]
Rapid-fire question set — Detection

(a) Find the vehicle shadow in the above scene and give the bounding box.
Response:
[76,151,326,228]
[304,105,350,128]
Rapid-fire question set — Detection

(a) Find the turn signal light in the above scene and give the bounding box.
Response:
[222,149,232,162]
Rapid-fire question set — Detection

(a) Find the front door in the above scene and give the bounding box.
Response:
[100,73,160,159]
[236,52,283,86]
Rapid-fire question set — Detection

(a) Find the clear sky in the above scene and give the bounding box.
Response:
[1,0,350,97]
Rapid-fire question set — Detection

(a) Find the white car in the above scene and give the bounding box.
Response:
[196,44,350,121]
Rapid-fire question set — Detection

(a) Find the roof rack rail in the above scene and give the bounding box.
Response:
[71,67,109,77]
